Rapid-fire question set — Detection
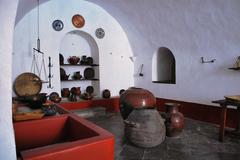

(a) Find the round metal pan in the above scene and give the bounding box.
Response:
[14,72,42,96]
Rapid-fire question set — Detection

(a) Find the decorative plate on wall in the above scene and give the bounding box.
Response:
[72,14,85,28]
[95,28,105,39]
[52,19,64,31]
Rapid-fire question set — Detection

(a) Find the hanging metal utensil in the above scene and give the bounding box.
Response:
[47,56,53,88]
[139,64,144,76]
[31,0,49,84]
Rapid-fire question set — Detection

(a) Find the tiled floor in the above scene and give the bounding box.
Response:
[76,111,240,160]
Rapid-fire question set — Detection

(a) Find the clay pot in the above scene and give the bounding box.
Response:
[165,103,184,137]
[81,92,93,100]
[86,57,93,65]
[25,93,48,109]
[53,97,61,103]
[61,74,70,81]
[102,89,111,99]
[76,87,81,96]
[69,94,77,102]
[68,56,80,65]
[49,92,61,103]
[61,88,70,97]
[119,89,125,96]
[70,87,77,94]
[80,55,88,65]
[124,109,166,148]
[119,87,156,119]
[73,71,82,80]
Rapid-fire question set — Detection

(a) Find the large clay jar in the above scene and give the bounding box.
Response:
[124,109,166,148]
[119,87,156,119]
[165,103,184,137]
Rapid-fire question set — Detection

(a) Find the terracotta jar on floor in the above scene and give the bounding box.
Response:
[119,87,156,119]
[165,103,184,137]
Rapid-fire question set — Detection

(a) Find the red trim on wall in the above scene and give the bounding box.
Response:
[59,97,238,129]
[156,98,238,128]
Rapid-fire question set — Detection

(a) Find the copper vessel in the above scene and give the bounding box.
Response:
[68,56,80,65]
[61,88,70,97]
[165,103,184,137]
[119,87,156,119]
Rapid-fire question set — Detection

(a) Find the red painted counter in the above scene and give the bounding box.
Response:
[14,114,114,160]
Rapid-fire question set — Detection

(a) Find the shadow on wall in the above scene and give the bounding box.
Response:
[152,47,176,84]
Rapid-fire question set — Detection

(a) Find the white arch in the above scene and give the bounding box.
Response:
[13,0,134,96]
[152,47,176,84]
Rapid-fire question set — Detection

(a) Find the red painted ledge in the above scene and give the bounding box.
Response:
[14,114,114,160]
[156,97,238,129]
[59,97,238,129]
[59,97,120,112]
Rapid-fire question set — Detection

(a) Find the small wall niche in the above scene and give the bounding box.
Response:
[152,47,176,84]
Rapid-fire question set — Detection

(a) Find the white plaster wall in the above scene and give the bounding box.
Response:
[13,0,134,97]
[89,0,240,105]
[0,0,18,159]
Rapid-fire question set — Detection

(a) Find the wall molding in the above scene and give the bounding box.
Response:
[60,97,238,129]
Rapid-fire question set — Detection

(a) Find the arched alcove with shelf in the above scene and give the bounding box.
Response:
[59,30,100,96]
[152,47,176,84]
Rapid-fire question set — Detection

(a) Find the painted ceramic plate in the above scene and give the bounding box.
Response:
[84,68,95,79]
[86,86,94,94]
[52,20,64,31]
[72,14,85,28]
[95,28,105,39]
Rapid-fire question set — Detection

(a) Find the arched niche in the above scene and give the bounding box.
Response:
[152,47,176,84]
[59,30,100,96]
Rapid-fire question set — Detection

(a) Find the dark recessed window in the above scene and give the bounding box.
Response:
[152,47,176,84]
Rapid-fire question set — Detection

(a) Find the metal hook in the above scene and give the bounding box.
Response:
[201,57,216,63]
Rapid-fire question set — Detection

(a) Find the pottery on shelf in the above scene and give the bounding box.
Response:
[70,87,81,96]
[119,89,125,96]
[73,71,82,80]
[75,87,81,96]
[80,55,88,65]
[49,92,61,103]
[81,92,93,100]
[61,88,70,97]
[68,56,80,65]
[164,103,184,137]
[86,57,93,65]
[119,87,156,119]
[102,89,111,99]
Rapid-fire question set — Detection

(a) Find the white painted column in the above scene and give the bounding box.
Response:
[0,0,19,159]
